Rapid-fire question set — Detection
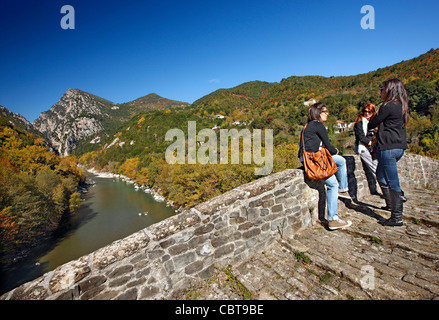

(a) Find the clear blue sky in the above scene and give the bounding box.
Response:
[1,0,438,122]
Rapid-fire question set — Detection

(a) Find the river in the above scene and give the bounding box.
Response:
[0,172,176,295]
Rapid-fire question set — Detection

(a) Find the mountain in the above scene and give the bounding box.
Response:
[192,80,274,109]
[192,48,439,120]
[0,105,41,138]
[32,89,189,156]
[33,89,116,156]
[11,48,439,158]
[126,93,189,110]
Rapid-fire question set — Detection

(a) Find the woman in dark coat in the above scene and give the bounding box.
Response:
[368,78,409,227]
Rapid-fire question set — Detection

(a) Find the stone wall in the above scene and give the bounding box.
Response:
[2,153,438,300]
[397,152,439,189]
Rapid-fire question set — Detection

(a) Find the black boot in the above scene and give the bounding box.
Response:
[380,189,404,227]
[401,190,407,202]
[379,183,391,211]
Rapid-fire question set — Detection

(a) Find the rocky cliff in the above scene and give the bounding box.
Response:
[0,105,40,137]
[32,89,116,156]
[32,89,190,156]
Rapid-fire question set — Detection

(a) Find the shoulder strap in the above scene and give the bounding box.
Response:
[302,123,308,152]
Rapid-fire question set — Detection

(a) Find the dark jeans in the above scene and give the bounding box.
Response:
[376,148,404,192]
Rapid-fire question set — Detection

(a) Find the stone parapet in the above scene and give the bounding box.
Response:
[397,152,439,189]
[1,153,435,300]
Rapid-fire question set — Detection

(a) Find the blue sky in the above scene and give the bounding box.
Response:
[1,0,438,122]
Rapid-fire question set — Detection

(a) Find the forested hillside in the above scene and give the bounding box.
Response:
[0,116,84,264]
[78,49,439,210]
[78,107,300,208]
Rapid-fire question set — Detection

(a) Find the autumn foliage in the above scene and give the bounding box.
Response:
[0,118,84,263]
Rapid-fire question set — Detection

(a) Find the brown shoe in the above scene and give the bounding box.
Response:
[328,219,352,230]
[338,191,351,199]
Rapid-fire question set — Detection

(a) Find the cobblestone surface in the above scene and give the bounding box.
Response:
[175,187,439,300]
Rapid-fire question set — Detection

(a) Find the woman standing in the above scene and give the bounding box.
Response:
[299,102,352,231]
[368,78,409,227]
[355,103,406,208]
[354,103,378,173]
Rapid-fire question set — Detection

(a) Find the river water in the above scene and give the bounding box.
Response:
[0,172,175,295]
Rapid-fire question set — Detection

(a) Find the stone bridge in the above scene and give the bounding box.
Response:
[1,153,438,300]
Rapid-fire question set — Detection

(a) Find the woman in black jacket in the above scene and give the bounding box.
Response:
[299,102,352,231]
[368,78,409,226]
[354,103,378,173]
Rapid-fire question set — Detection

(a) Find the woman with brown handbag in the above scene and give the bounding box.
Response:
[298,102,352,230]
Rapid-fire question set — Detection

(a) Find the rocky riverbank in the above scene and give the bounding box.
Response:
[84,167,180,211]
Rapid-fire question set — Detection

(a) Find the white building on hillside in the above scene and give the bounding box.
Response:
[304,98,317,107]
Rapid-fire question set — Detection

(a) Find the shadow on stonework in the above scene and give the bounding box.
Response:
[360,158,380,196]
[299,165,327,224]
[343,155,388,222]
[339,197,388,222]
[301,156,387,228]
[344,155,359,202]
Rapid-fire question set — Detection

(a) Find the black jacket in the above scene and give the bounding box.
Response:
[298,120,337,161]
[368,102,408,151]
[354,120,374,148]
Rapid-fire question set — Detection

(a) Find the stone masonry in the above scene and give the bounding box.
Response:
[1,153,439,300]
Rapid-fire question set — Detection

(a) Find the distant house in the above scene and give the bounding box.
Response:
[335,120,349,133]
[304,98,317,107]
[215,114,225,119]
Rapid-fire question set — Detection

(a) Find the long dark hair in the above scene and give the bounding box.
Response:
[307,102,326,123]
[381,78,409,128]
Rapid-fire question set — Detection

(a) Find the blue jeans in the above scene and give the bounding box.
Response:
[376,148,404,192]
[324,155,348,221]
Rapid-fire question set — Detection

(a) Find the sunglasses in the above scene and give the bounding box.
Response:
[363,110,373,114]
[321,110,329,114]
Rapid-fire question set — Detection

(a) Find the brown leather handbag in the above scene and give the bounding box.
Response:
[301,124,338,180]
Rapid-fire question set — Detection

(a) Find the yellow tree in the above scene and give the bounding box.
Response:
[119,157,140,179]
[0,207,18,242]
[272,142,300,173]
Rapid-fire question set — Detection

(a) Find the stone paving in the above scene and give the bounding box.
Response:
[175,187,439,300]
